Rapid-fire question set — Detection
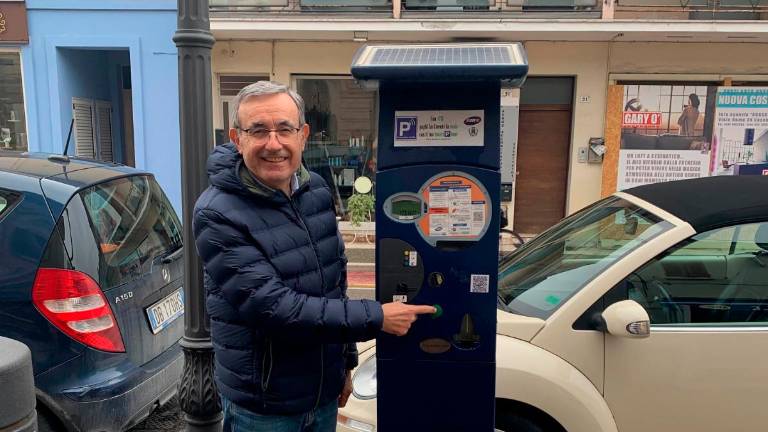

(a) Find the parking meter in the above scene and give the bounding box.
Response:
[351,43,528,432]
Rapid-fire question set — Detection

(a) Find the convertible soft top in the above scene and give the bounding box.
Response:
[624,175,768,233]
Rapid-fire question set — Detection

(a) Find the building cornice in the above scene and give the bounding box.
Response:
[211,16,768,42]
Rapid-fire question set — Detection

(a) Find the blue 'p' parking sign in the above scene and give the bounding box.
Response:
[395,116,417,140]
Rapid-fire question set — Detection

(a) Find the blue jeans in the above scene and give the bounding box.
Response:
[221,396,338,432]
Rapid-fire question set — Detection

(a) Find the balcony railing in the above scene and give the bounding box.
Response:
[209,0,391,10]
[613,0,768,20]
[209,0,766,19]
[210,0,600,16]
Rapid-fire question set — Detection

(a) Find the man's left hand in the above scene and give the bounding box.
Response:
[339,371,353,408]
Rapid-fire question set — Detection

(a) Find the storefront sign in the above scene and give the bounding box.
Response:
[622,111,663,128]
[712,87,768,176]
[0,2,28,44]
[614,84,716,190]
[618,150,710,190]
[394,110,484,147]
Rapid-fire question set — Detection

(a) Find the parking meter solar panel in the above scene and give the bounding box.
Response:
[370,46,512,65]
[351,43,528,83]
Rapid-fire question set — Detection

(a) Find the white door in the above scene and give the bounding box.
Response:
[72,97,95,158]
[94,100,114,162]
[604,221,768,432]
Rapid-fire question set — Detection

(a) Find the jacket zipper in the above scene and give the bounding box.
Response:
[260,338,273,410]
[288,197,326,412]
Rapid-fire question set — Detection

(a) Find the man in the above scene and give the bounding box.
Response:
[193,81,435,431]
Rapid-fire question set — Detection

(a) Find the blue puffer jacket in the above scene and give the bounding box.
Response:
[193,143,383,415]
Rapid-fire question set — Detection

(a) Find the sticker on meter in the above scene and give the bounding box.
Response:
[470,274,490,294]
[417,174,491,243]
[403,251,418,267]
[392,295,408,303]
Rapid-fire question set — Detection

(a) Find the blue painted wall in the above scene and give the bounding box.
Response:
[21,0,183,212]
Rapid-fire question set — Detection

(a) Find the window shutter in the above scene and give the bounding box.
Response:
[72,98,95,158]
[95,101,114,162]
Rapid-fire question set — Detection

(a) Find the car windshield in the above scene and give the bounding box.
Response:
[498,196,673,319]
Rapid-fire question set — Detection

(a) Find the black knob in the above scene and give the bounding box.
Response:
[453,313,480,350]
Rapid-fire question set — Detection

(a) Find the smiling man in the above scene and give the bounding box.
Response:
[192,81,434,432]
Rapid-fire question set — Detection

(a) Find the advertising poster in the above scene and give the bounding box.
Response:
[616,84,716,190]
[711,87,768,176]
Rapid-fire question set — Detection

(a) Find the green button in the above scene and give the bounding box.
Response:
[432,304,443,319]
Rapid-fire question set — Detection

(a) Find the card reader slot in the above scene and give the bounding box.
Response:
[435,240,475,251]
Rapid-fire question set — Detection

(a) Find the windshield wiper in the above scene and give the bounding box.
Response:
[160,244,183,264]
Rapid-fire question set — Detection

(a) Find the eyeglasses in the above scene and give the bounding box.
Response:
[238,125,303,144]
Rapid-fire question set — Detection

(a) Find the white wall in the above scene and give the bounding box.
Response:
[609,42,768,75]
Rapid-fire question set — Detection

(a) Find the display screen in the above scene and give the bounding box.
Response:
[390,198,421,220]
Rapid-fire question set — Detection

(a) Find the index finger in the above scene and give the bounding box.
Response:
[409,305,437,315]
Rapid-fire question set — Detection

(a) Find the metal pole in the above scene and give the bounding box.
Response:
[173,1,221,431]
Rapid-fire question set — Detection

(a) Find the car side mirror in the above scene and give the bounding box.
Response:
[600,300,650,338]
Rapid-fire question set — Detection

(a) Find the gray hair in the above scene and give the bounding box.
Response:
[230,80,306,129]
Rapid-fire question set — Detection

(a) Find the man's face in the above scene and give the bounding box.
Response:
[230,93,309,194]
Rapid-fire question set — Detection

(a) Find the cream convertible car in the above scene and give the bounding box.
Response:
[338,175,768,432]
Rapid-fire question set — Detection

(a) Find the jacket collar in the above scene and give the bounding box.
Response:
[238,159,311,200]
[206,142,311,202]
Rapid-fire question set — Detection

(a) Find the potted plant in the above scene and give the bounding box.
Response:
[346,192,374,227]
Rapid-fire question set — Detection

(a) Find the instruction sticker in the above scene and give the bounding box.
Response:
[394,110,484,147]
[418,175,489,240]
[470,274,490,294]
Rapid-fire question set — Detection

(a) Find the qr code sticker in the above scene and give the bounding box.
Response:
[470,274,490,294]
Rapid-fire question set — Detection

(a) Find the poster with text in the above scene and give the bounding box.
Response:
[617,84,716,190]
[712,87,768,177]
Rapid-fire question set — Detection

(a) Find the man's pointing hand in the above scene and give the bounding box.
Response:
[381,303,437,336]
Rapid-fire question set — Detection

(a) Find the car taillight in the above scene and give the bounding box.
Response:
[32,268,125,353]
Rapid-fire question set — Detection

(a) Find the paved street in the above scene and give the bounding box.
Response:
[130,396,184,432]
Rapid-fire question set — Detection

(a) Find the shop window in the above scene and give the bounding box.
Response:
[295,76,378,217]
[0,52,27,151]
[217,74,270,145]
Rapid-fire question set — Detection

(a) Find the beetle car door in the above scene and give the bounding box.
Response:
[603,221,768,432]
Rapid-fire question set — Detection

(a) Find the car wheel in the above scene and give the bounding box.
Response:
[496,413,546,432]
[496,400,565,432]
[37,407,65,432]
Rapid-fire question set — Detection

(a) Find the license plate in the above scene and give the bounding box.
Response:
[146,288,184,334]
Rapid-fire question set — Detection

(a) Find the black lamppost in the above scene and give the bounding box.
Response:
[173,1,222,431]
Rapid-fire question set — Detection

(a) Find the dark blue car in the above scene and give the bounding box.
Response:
[0,152,184,431]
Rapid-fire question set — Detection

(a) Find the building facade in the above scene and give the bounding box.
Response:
[209,1,768,234]
[3,0,182,211]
